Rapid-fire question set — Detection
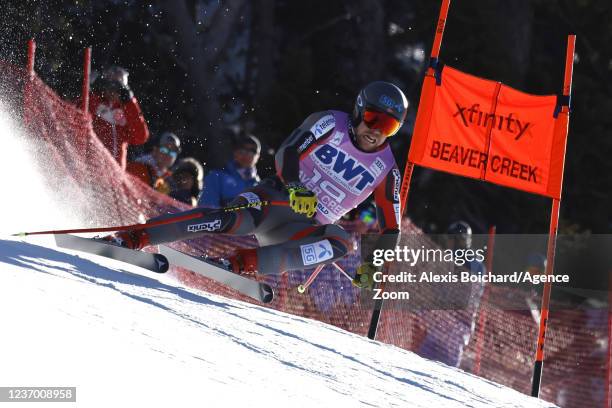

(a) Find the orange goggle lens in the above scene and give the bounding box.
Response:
[362,110,401,137]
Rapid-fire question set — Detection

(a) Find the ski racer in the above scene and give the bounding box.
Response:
[105,81,408,288]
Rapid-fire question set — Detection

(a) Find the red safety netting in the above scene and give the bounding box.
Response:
[9,60,609,408]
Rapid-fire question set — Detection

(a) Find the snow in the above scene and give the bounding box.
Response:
[0,236,557,408]
[0,105,80,237]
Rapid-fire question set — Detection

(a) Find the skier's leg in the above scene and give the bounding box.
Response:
[144,192,267,245]
[249,223,353,275]
[106,178,290,250]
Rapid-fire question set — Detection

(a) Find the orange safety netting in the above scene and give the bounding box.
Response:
[8,60,608,408]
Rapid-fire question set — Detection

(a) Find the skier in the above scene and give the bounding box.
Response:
[104,81,407,287]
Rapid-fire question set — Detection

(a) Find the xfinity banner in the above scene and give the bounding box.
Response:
[408,65,569,199]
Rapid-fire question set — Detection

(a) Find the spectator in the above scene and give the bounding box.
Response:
[526,252,547,275]
[417,221,486,367]
[127,132,181,194]
[89,66,149,169]
[198,133,261,208]
[523,252,547,303]
[168,158,204,206]
[342,200,378,234]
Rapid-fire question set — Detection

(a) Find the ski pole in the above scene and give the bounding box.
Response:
[297,262,354,294]
[331,262,354,283]
[297,264,325,293]
[12,200,289,237]
[221,200,289,213]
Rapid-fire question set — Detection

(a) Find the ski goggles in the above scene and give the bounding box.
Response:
[159,146,179,159]
[363,109,402,137]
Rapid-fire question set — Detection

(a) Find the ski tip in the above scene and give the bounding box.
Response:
[11,232,27,237]
[261,285,274,303]
[154,254,170,273]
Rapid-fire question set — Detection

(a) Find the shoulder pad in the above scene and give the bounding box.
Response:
[309,113,336,139]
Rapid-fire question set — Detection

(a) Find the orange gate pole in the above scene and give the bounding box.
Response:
[531,34,575,398]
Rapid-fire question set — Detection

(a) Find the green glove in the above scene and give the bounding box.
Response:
[352,262,378,290]
[286,182,317,218]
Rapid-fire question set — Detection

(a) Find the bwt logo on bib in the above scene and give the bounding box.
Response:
[314,145,375,191]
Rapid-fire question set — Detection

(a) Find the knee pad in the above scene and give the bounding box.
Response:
[322,225,351,257]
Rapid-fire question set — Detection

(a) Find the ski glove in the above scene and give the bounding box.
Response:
[154,178,171,194]
[352,262,378,290]
[286,182,317,218]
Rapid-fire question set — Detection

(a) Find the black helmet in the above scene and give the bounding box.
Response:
[232,133,261,155]
[447,221,472,235]
[352,81,409,136]
[91,66,132,100]
[172,157,204,194]
[447,220,472,249]
[159,131,181,153]
[103,66,129,88]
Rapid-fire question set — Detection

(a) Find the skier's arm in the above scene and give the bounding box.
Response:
[275,111,335,185]
[275,111,335,217]
[370,167,402,260]
[354,167,402,288]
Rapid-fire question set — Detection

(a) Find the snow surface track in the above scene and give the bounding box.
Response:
[0,237,557,408]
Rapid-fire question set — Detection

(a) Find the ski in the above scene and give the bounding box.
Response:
[54,234,169,273]
[158,245,274,304]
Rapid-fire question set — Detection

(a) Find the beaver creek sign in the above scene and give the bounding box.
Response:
[408,65,568,199]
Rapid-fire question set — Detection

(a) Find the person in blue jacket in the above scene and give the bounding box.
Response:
[198,134,261,208]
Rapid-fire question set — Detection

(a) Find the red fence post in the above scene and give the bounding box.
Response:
[81,47,91,113]
[27,39,36,76]
[473,225,496,375]
[23,39,36,128]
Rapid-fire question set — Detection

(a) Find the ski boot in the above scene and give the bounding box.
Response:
[97,229,150,251]
[206,248,258,277]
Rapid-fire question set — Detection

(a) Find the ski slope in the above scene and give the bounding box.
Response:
[0,236,557,408]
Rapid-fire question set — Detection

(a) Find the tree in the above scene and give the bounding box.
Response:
[161,0,248,168]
